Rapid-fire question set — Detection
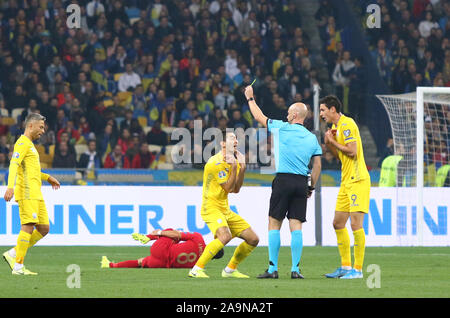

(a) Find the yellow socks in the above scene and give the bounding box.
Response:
[195,239,224,269]
[227,241,256,270]
[335,228,351,268]
[29,229,44,248]
[15,231,31,265]
[353,228,366,271]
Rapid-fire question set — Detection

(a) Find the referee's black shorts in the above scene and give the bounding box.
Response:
[269,173,308,222]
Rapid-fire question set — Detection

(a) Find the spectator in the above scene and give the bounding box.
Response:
[104,143,131,169]
[8,85,28,114]
[46,56,68,84]
[117,128,133,155]
[146,121,168,146]
[97,123,117,158]
[125,133,141,163]
[418,11,439,39]
[78,139,103,170]
[371,39,394,85]
[228,109,249,130]
[180,100,197,122]
[52,141,77,168]
[214,84,235,111]
[57,120,81,144]
[131,142,155,169]
[118,63,142,92]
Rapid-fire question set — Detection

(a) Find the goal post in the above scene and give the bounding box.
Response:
[377,87,450,246]
[313,83,322,246]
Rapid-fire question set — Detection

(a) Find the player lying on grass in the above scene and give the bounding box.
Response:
[101,229,224,269]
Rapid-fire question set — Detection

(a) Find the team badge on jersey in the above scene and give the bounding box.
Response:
[218,171,227,179]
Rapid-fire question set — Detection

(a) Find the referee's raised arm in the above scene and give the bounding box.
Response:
[244,85,268,127]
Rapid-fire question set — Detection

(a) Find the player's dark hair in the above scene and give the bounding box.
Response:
[319,95,342,113]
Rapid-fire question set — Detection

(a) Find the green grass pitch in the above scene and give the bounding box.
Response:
[0,246,448,298]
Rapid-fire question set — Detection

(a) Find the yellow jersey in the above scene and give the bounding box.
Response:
[7,135,49,201]
[332,115,370,184]
[201,152,240,214]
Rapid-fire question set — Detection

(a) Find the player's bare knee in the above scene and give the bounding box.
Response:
[247,234,259,247]
[217,232,232,245]
[37,225,50,236]
[333,220,345,230]
[351,223,363,232]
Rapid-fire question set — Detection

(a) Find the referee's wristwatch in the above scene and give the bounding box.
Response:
[247,97,254,102]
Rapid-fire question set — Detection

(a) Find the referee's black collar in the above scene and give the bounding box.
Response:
[295,123,304,127]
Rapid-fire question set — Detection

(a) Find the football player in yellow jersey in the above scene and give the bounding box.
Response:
[319,96,370,279]
[2,113,60,275]
[188,130,259,278]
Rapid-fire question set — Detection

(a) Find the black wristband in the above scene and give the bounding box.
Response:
[247,97,254,102]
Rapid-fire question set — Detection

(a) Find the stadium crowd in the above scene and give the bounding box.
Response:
[317,0,449,169]
[0,0,322,172]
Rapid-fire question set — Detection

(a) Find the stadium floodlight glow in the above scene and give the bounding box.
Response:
[377,87,450,246]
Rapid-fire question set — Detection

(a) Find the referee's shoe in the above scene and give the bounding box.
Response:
[291,270,304,279]
[257,269,279,279]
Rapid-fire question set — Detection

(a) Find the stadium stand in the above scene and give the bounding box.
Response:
[1,0,445,186]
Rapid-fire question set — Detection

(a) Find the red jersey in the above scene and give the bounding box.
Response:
[168,232,206,268]
[142,231,206,269]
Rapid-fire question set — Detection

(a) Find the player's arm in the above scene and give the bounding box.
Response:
[4,142,27,201]
[42,173,61,190]
[232,151,246,193]
[325,129,357,158]
[244,85,268,127]
[149,229,199,243]
[150,229,182,241]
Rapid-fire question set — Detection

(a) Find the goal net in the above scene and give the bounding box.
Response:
[376,88,450,246]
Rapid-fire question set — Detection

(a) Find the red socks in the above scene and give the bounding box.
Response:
[110,260,140,268]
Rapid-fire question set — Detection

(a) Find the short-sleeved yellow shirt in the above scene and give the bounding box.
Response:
[7,135,48,201]
[332,115,370,184]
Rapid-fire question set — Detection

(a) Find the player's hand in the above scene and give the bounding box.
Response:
[244,85,253,100]
[48,176,60,190]
[324,129,336,144]
[4,188,14,202]
[235,150,246,167]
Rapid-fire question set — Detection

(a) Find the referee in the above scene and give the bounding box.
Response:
[244,85,322,279]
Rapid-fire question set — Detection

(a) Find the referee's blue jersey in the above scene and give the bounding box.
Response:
[267,119,322,176]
